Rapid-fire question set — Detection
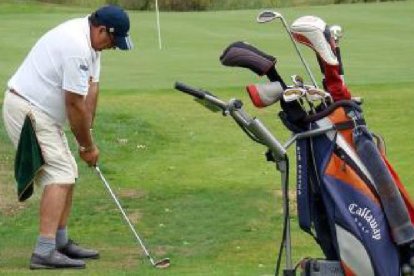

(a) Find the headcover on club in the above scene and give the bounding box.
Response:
[220,41,276,76]
[246,82,284,108]
[290,16,338,66]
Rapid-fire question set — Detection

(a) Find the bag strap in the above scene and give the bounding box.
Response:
[334,118,366,131]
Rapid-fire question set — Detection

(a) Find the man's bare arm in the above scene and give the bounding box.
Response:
[65,91,94,148]
[65,90,99,166]
[85,82,99,129]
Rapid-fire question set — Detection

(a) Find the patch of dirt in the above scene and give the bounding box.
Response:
[152,245,171,256]
[100,246,140,269]
[103,245,171,269]
[118,188,147,199]
[0,162,27,216]
[126,210,143,224]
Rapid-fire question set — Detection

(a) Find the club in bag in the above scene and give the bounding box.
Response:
[307,87,333,106]
[283,87,306,103]
[329,25,345,79]
[330,25,343,42]
[257,10,318,88]
[94,166,170,269]
[290,74,304,88]
[246,82,284,108]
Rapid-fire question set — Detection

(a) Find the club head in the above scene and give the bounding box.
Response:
[154,258,171,269]
[307,88,332,102]
[257,10,282,23]
[283,87,306,102]
[329,25,343,42]
[291,75,304,87]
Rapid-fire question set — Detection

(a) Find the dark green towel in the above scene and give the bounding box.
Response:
[14,114,45,202]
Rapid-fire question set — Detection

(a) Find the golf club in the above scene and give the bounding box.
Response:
[257,10,319,88]
[283,87,306,102]
[283,87,311,115]
[330,25,343,42]
[291,74,304,88]
[307,87,332,101]
[329,25,344,78]
[289,75,317,113]
[306,87,332,107]
[94,166,170,269]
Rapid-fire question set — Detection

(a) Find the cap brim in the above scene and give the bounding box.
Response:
[115,35,133,50]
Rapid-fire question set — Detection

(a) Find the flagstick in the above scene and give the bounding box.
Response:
[155,0,162,49]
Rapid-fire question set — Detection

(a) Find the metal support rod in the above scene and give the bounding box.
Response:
[283,125,335,149]
[278,160,292,270]
[230,110,287,160]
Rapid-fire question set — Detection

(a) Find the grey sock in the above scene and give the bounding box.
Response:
[34,236,55,256]
[56,227,68,249]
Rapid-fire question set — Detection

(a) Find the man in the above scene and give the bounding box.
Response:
[2,5,133,269]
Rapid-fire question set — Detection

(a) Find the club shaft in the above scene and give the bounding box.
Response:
[95,167,155,265]
[279,17,318,88]
[336,46,345,80]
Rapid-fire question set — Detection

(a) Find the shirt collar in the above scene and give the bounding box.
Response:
[82,16,97,56]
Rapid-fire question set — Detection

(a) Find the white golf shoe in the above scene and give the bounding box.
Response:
[290,16,339,66]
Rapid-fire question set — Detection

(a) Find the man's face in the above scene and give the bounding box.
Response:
[91,26,116,51]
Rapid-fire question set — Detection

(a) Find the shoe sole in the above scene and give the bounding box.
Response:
[83,255,100,260]
[30,263,86,270]
[61,254,100,260]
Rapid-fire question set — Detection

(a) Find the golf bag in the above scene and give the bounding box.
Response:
[282,100,414,275]
[174,79,414,275]
[220,37,414,274]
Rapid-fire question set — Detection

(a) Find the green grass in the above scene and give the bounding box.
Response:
[1,1,414,275]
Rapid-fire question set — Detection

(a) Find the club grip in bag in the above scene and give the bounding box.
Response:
[175,82,206,99]
[336,47,344,76]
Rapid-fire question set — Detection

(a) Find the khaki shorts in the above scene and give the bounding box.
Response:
[2,91,78,186]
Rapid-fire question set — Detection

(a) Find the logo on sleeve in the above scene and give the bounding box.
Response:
[80,64,89,71]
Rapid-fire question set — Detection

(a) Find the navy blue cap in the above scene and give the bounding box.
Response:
[93,5,133,50]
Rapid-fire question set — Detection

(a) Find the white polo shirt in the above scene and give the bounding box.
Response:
[8,16,101,126]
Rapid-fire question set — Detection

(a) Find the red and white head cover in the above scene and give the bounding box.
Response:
[290,16,338,66]
[246,82,284,108]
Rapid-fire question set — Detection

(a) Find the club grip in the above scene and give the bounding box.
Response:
[336,47,344,76]
[175,82,206,99]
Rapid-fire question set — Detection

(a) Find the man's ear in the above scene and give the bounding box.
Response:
[98,26,106,34]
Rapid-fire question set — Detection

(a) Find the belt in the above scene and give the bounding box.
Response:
[9,88,29,102]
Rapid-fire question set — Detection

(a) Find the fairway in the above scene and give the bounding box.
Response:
[0,1,414,275]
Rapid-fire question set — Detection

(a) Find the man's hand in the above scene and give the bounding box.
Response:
[79,145,99,166]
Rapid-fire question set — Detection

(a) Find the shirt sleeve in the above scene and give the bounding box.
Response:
[90,53,101,83]
[62,56,90,95]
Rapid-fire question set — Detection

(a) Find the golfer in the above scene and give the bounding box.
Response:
[2,5,132,269]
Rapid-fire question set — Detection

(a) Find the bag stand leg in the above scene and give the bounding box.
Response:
[275,158,295,276]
